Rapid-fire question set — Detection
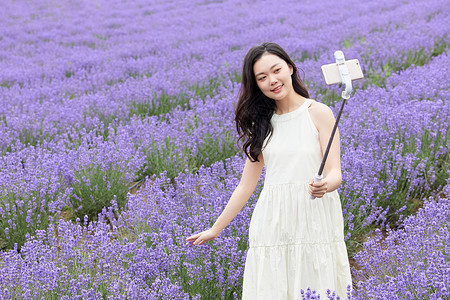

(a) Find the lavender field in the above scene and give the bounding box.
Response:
[0,0,449,299]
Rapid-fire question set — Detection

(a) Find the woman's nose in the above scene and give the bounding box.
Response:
[270,75,278,84]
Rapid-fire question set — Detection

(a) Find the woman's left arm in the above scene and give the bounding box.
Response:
[308,102,342,197]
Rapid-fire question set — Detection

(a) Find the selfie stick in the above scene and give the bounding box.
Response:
[310,51,352,200]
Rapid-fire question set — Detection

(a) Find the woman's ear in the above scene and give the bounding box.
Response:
[289,64,293,75]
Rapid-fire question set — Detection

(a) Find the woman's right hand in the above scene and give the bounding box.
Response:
[186,228,220,246]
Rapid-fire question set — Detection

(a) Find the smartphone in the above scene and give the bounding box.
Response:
[321,59,364,85]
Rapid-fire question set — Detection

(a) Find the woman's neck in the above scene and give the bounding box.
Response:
[274,93,307,115]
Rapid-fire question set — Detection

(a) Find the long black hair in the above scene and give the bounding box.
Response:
[235,42,310,162]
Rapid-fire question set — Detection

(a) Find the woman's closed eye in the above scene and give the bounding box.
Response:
[258,76,266,81]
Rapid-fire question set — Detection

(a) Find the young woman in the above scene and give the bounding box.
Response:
[186,42,352,299]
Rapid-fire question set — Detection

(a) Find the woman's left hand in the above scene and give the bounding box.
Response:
[186,228,220,246]
[308,178,328,198]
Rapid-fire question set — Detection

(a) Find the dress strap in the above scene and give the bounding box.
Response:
[271,98,314,122]
[304,98,313,109]
[296,98,313,114]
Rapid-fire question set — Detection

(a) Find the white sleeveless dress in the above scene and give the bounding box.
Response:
[242,98,352,299]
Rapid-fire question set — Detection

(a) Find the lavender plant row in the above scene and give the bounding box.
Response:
[1,155,448,299]
[338,52,450,244]
[0,0,448,150]
[0,81,240,249]
[2,0,444,90]
[0,156,254,299]
[0,127,147,249]
[353,183,450,299]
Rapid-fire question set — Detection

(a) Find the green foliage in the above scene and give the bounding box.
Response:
[228,70,241,84]
[312,83,343,107]
[0,80,13,88]
[94,34,107,40]
[6,76,224,152]
[135,131,239,180]
[18,126,51,148]
[293,51,312,62]
[187,132,239,174]
[174,252,242,299]
[65,70,74,78]
[378,128,449,226]
[293,49,323,63]
[342,127,449,257]
[70,163,129,221]
[343,39,352,49]
[0,179,63,250]
[128,91,173,118]
[129,78,222,119]
[364,37,448,88]
[191,78,222,100]
[106,78,124,86]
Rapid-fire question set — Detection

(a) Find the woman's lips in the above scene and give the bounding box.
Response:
[271,84,283,93]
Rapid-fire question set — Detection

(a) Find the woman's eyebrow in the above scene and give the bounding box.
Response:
[255,63,281,77]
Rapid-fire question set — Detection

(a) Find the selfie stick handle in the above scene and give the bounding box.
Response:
[310,50,352,200]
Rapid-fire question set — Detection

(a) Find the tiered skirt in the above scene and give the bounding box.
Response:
[242,183,352,299]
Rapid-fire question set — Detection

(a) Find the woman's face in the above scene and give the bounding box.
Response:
[253,53,294,101]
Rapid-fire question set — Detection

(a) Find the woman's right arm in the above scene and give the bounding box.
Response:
[186,154,264,246]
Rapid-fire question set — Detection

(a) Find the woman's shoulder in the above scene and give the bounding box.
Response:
[307,99,334,117]
[307,99,336,129]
